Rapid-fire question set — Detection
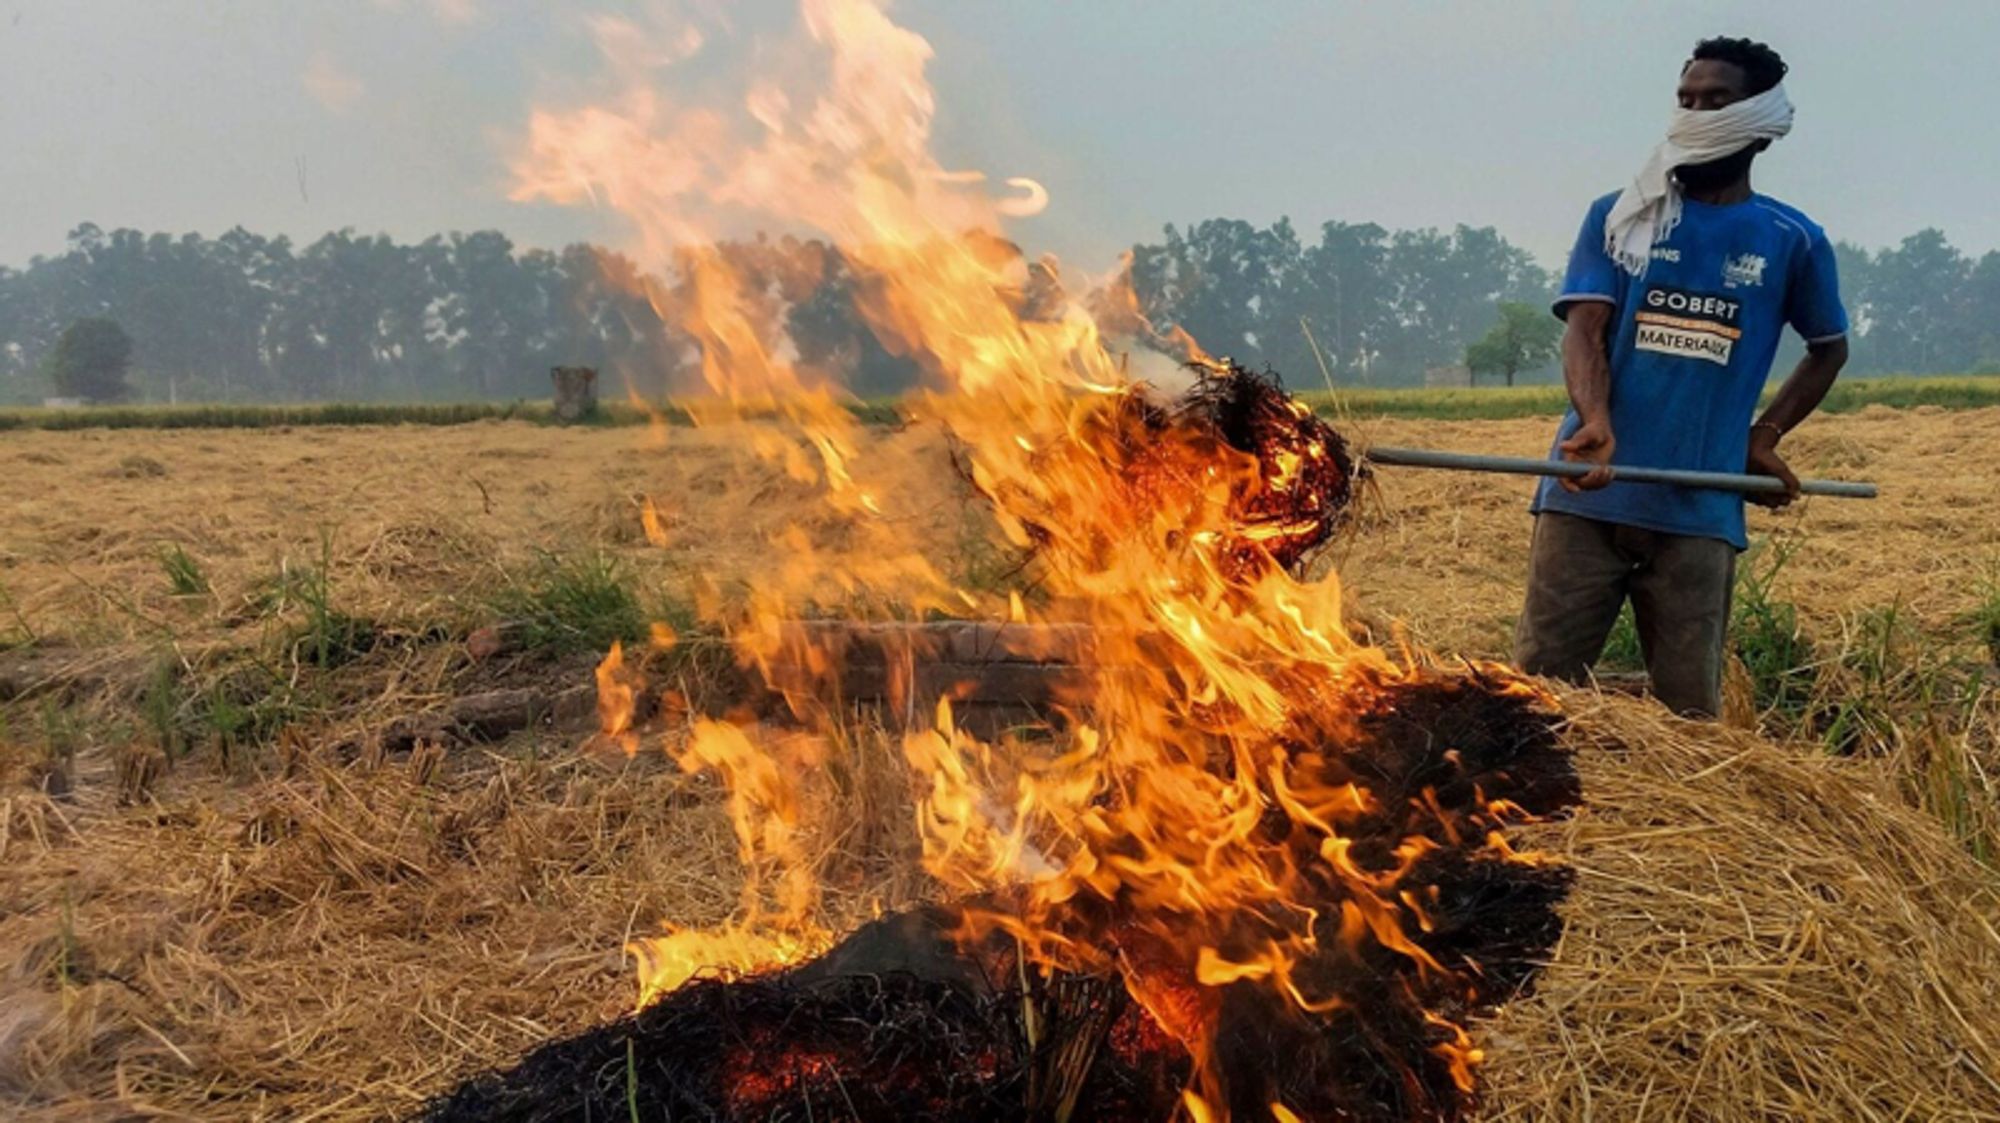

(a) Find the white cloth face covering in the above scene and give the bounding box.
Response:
[1603,85,1794,275]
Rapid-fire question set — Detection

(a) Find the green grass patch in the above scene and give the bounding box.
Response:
[159,544,210,597]
[1965,565,2000,667]
[1301,385,1572,421]
[248,536,379,671]
[38,699,82,772]
[1597,604,1645,673]
[200,666,301,753]
[1712,539,1998,863]
[137,648,309,765]
[488,552,654,657]
[1729,541,1821,730]
[5,374,1991,431]
[1300,373,2000,421]
[0,580,34,649]
[1814,602,1918,756]
[139,656,193,760]
[1812,376,2000,414]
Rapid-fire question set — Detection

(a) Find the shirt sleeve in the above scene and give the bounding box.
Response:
[1786,229,1848,342]
[1552,197,1621,320]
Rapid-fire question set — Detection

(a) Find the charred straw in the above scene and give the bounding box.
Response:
[424,677,1578,1123]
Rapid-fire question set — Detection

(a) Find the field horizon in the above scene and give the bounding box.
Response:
[2,371,1998,431]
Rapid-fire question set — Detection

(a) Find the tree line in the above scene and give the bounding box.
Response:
[1131,219,2000,385]
[1130,218,1554,384]
[1,224,681,404]
[2,219,1996,404]
[0,224,936,405]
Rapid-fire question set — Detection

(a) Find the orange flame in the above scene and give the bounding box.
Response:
[524,2,1555,1114]
[594,642,639,749]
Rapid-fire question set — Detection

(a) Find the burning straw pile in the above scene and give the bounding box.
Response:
[424,364,1591,1121]
[428,672,1578,1122]
[1005,361,1358,579]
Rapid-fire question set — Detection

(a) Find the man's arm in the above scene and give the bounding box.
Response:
[1557,301,1616,492]
[1745,335,1848,507]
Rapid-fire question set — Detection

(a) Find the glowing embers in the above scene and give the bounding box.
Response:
[981,362,1357,587]
[426,674,1577,1123]
[1173,362,1356,573]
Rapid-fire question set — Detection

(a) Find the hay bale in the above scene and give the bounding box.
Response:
[1480,690,2000,1119]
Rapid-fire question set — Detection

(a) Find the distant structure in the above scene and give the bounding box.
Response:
[550,366,598,423]
[1424,363,1473,389]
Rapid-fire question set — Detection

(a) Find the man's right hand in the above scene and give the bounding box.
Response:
[1558,417,1616,492]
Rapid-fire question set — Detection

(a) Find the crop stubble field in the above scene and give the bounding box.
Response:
[4,403,1992,660]
[2,401,1998,1118]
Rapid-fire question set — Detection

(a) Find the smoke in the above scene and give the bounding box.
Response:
[300,53,365,113]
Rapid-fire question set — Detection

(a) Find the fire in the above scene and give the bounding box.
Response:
[628,924,823,1010]
[523,2,1561,1117]
[622,717,839,1005]
[593,642,637,745]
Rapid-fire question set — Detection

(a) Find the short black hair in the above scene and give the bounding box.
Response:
[1689,37,1788,95]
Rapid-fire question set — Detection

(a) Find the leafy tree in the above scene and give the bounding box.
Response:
[45,317,135,402]
[1464,301,1561,386]
[1296,221,1393,382]
[1381,225,1551,376]
[1128,218,1550,385]
[1131,218,1300,364]
[549,243,687,398]
[787,245,922,397]
[1864,229,1971,373]
[0,216,1994,406]
[1965,251,2000,371]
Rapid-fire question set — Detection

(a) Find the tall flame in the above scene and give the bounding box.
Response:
[518,2,1550,1115]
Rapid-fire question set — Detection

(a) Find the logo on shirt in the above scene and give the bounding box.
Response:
[1722,253,1767,289]
[1651,246,1681,263]
[1634,285,1741,366]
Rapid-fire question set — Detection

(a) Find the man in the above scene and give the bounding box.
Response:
[1514,36,1849,718]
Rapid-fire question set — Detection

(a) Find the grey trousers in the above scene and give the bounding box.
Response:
[1513,512,1736,718]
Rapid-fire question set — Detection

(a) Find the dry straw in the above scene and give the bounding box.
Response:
[3,414,1998,1118]
[2,687,1997,1120]
[1482,689,2000,1121]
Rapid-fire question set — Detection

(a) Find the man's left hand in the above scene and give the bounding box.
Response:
[1746,427,1800,508]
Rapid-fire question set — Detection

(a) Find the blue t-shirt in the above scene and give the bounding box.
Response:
[1531,190,1848,549]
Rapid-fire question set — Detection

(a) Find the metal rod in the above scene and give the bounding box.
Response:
[1365,445,1879,499]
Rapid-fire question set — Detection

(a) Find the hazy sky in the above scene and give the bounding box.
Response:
[4,0,1997,275]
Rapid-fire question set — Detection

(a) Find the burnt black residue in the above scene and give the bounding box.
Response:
[421,676,1578,1123]
[1176,362,1356,571]
[948,361,1356,580]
